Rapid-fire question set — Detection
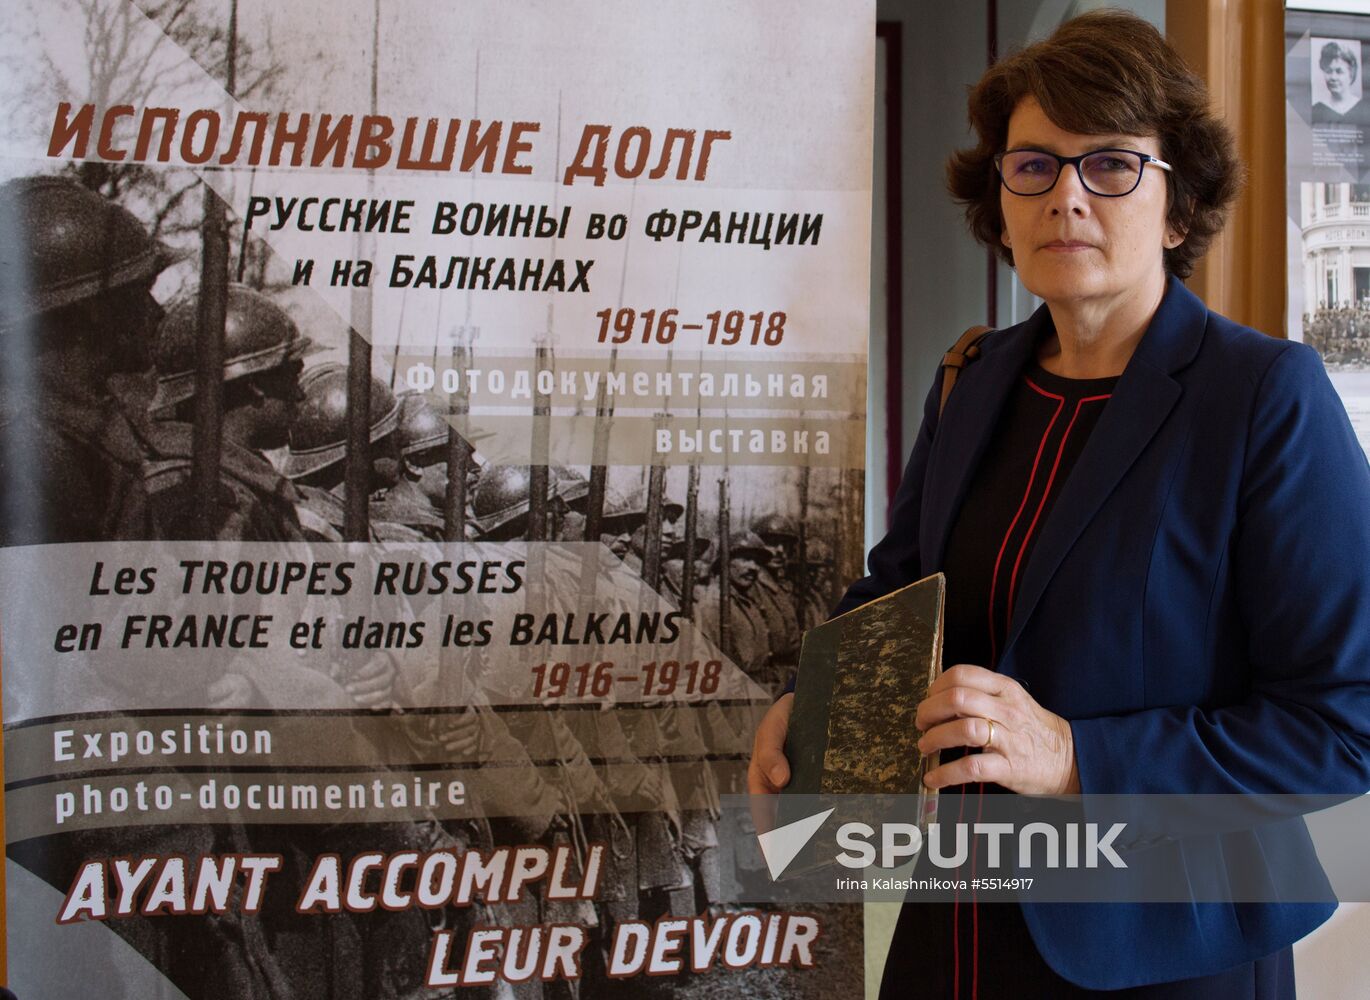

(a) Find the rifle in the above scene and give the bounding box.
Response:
[582,349,616,542]
[190,0,237,537]
[795,463,810,629]
[342,0,382,541]
[527,344,551,540]
[388,288,406,390]
[680,355,705,619]
[641,348,676,591]
[717,478,731,656]
[681,463,700,619]
[443,341,471,542]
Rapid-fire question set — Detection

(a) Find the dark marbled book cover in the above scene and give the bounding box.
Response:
[785,573,943,798]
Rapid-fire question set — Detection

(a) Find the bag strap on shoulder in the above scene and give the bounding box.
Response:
[938,325,994,417]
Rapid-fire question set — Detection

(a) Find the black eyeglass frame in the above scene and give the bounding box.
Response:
[993,147,1174,198]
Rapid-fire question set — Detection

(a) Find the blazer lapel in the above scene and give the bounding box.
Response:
[920,311,1043,573]
[998,275,1208,667]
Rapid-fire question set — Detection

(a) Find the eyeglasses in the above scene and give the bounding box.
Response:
[994,148,1173,197]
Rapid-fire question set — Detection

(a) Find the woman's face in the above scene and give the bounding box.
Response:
[999,97,1172,311]
[1325,58,1352,99]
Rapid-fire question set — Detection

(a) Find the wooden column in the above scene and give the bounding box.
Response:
[1167,0,1288,336]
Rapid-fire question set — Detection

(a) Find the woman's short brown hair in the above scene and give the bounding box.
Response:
[947,9,1242,279]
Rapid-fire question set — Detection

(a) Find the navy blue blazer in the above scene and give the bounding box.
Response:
[833,275,1370,989]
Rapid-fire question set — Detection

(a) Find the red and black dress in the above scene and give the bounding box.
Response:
[876,363,1295,999]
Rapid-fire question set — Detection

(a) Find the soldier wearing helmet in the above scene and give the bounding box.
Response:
[282,365,432,718]
[748,511,803,665]
[469,464,590,541]
[752,511,799,560]
[608,488,684,559]
[0,178,327,991]
[598,484,651,558]
[369,391,488,541]
[801,537,837,631]
[283,363,409,540]
[697,531,774,688]
[145,283,318,541]
[0,175,178,545]
[552,467,592,540]
[625,523,711,608]
[603,486,712,603]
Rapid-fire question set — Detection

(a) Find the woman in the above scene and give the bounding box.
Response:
[750,11,1370,998]
[1312,40,1363,126]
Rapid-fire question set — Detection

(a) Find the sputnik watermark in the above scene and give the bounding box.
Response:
[733,793,1367,904]
[757,809,1126,880]
[835,820,1127,870]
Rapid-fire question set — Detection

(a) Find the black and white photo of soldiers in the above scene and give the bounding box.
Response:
[0,175,178,546]
[149,282,318,541]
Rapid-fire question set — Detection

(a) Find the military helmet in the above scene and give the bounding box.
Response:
[472,466,533,537]
[711,530,773,572]
[398,392,449,456]
[673,531,712,560]
[396,391,492,461]
[629,524,710,560]
[283,363,401,480]
[472,465,590,538]
[751,513,799,543]
[804,539,833,564]
[601,486,684,538]
[0,175,180,328]
[554,467,591,511]
[600,486,647,538]
[153,284,317,407]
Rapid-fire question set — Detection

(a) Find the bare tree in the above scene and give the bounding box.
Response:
[8,0,295,288]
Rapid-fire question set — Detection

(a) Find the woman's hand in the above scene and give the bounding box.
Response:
[916,664,1080,795]
[749,692,794,795]
[748,692,794,838]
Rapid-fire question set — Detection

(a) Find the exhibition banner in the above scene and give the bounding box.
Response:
[0,1,874,995]
[1286,2,1370,454]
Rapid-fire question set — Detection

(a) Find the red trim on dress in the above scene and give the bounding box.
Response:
[962,377,1111,999]
[986,377,1064,664]
[1005,392,1113,634]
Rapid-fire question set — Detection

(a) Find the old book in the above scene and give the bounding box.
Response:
[779,573,944,860]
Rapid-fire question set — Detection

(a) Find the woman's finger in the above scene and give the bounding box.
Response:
[928,663,1013,697]
[917,716,1003,756]
[749,693,795,795]
[914,686,1002,733]
[749,694,795,843]
[923,749,1010,790]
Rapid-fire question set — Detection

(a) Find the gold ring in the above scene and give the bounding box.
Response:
[984,718,997,750]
